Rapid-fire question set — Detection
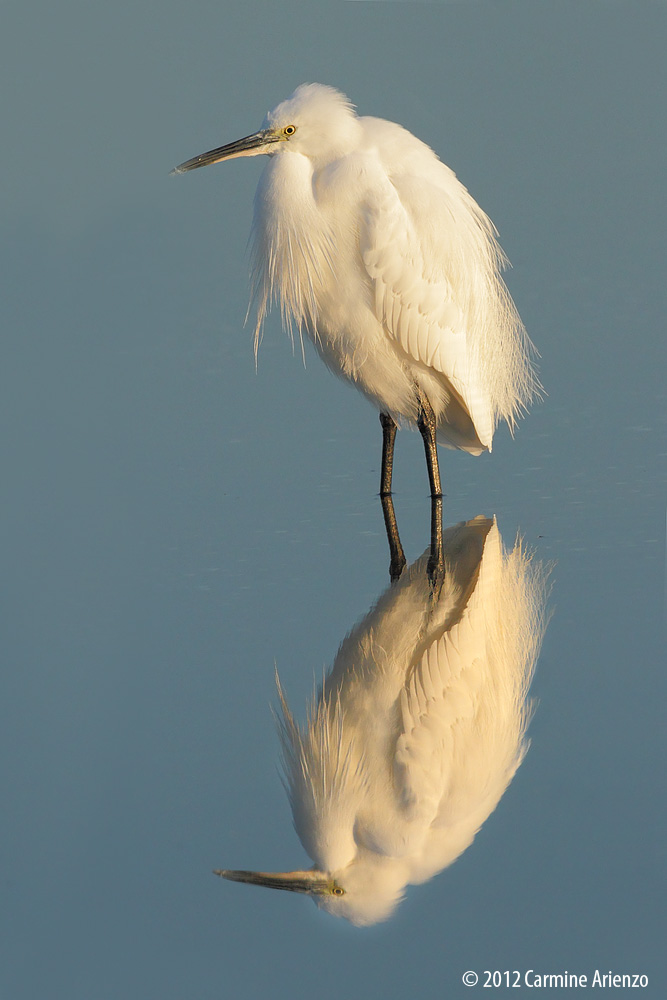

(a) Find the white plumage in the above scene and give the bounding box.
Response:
[173,84,540,493]
[216,517,549,925]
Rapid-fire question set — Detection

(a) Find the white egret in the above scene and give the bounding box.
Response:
[173,84,540,497]
[215,516,549,925]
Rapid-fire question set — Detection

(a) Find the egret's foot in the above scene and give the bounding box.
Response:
[390,551,407,583]
[380,492,406,582]
[427,551,446,600]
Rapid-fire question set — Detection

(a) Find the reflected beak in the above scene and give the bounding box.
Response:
[171,129,280,174]
[214,868,331,895]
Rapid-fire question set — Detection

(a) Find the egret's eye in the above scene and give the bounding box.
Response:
[332,886,345,896]
[284,125,296,136]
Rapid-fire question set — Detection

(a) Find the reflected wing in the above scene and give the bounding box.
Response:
[393,523,543,874]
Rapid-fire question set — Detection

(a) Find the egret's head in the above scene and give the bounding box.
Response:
[313,861,406,926]
[215,860,405,927]
[172,83,361,175]
[262,83,361,164]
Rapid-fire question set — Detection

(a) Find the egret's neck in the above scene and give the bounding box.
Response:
[250,153,334,338]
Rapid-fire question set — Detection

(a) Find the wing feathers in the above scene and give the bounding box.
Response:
[361,167,539,444]
[393,523,547,843]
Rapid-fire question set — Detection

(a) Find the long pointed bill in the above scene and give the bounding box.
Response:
[214,868,331,895]
[171,129,280,174]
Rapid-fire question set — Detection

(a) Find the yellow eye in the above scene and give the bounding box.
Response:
[332,886,345,896]
[284,125,296,136]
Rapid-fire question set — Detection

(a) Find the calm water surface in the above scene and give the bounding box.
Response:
[2,2,665,998]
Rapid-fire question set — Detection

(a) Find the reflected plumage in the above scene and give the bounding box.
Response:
[173,84,540,496]
[216,517,549,925]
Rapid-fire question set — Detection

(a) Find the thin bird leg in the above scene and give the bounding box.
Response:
[380,493,407,582]
[379,412,398,497]
[416,390,443,499]
[428,494,445,597]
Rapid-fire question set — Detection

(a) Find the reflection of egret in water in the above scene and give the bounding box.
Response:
[217,513,549,925]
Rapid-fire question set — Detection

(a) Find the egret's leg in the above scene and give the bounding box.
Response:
[379,412,398,497]
[380,493,406,582]
[416,392,443,500]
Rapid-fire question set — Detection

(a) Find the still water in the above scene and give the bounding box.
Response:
[2,2,665,998]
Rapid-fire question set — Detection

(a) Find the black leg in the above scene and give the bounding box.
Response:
[416,391,443,499]
[427,494,445,595]
[379,412,398,497]
[380,493,406,582]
